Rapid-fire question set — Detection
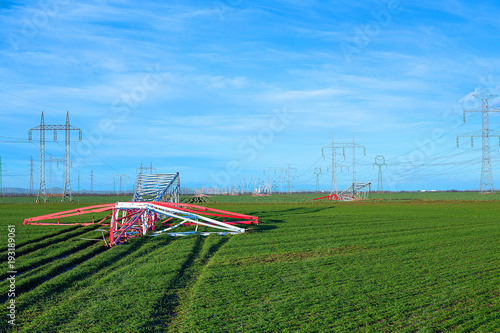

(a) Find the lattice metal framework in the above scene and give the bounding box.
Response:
[314,167,322,192]
[322,134,366,195]
[47,155,64,196]
[373,155,387,192]
[457,94,500,193]
[23,201,258,246]
[29,111,82,202]
[0,157,5,197]
[312,182,371,202]
[29,156,34,195]
[133,173,180,202]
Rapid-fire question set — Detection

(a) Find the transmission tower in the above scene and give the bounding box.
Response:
[62,112,81,201]
[322,134,366,195]
[314,167,322,192]
[457,94,500,193]
[47,155,64,196]
[29,112,47,202]
[91,169,94,193]
[137,162,157,174]
[29,111,82,202]
[264,166,283,195]
[0,157,5,196]
[29,156,34,195]
[115,174,127,195]
[373,155,387,192]
[286,164,298,193]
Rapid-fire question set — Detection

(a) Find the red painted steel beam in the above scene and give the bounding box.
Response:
[23,204,116,225]
[154,202,259,224]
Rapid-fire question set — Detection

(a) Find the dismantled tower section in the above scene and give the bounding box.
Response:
[24,201,258,247]
[24,171,257,247]
[133,173,180,202]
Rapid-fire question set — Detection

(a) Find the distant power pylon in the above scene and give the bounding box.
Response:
[29,111,82,202]
[47,155,64,196]
[314,167,322,192]
[29,112,47,202]
[322,134,366,195]
[90,169,94,193]
[457,94,500,193]
[264,166,283,195]
[115,174,127,195]
[29,156,34,195]
[286,164,298,193]
[0,156,5,196]
[137,162,157,174]
[373,155,387,192]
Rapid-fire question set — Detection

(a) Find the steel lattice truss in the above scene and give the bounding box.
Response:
[313,182,371,202]
[23,202,258,247]
[133,173,180,202]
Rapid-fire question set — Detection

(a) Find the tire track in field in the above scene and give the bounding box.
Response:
[0,243,107,304]
[0,237,99,282]
[15,237,176,332]
[14,236,162,316]
[0,225,81,254]
[140,236,230,332]
[0,224,103,262]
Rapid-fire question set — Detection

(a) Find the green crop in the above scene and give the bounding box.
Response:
[1,195,499,332]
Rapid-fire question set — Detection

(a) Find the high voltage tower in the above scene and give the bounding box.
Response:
[314,167,322,192]
[262,164,297,194]
[373,155,387,192]
[457,94,500,193]
[47,155,64,196]
[115,174,128,195]
[286,164,298,193]
[322,134,366,194]
[264,166,283,194]
[137,162,157,174]
[0,157,5,196]
[29,111,82,202]
[29,156,34,195]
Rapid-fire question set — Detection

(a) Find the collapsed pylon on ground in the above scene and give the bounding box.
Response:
[23,202,258,247]
[133,173,180,202]
[313,182,371,202]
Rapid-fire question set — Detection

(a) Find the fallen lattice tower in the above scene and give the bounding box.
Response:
[133,173,180,202]
[24,202,258,247]
[313,182,371,202]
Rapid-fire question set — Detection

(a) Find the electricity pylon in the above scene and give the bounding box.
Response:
[322,134,366,195]
[115,174,128,195]
[286,164,298,193]
[47,155,64,196]
[0,157,5,196]
[457,94,500,193]
[29,156,34,195]
[29,112,47,202]
[137,162,157,174]
[264,166,283,195]
[373,155,387,192]
[314,167,322,192]
[29,111,82,202]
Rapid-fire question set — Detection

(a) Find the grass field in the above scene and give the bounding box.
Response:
[1,194,500,331]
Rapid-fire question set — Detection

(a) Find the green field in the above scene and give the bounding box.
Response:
[1,194,500,331]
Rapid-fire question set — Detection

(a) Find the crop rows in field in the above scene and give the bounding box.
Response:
[0,204,234,332]
[2,199,500,331]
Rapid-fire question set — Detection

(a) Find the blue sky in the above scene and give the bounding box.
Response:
[1,0,500,192]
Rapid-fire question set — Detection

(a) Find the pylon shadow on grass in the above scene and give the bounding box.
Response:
[17,236,168,312]
[140,236,231,332]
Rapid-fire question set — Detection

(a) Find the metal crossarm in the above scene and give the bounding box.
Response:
[24,201,258,247]
[133,173,180,202]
